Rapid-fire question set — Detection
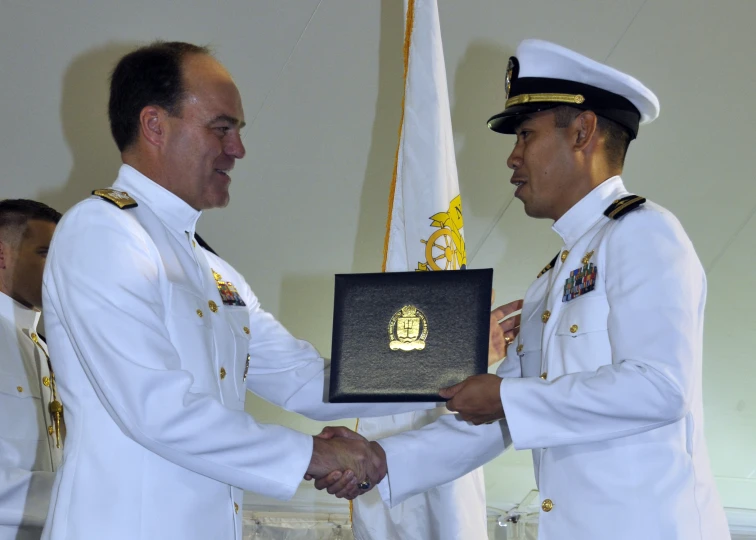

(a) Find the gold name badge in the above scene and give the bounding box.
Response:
[388,305,428,351]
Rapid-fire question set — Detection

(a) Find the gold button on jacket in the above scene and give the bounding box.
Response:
[541,310,551,323]
[541,499,554,512]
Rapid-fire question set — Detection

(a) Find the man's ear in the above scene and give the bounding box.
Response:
[139,106,168,148]
[573,110,598,151]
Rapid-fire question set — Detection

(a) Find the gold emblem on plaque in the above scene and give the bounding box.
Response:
[388,305,428,351]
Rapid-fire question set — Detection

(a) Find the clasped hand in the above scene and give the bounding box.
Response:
[305,426,386,500]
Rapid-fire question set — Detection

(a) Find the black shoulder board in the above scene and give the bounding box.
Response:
[92,189,138,209]
[604,195,646,220]
[194,233,218,256]
[537,252,559,279]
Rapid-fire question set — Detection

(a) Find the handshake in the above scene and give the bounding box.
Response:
[304,426,384,500]
[303,296,523,500]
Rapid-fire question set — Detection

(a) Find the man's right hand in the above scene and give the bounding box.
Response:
[305,426,386,500]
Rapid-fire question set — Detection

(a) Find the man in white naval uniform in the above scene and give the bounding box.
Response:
[0,200,62,540]
[317,40,731,539]
[40,42,430,540]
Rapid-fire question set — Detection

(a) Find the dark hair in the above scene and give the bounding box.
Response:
[108,41,211,152]
[553,106,632,170]
[0,199,62,238]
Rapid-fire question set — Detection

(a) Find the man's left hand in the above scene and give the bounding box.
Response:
[440,374,505,425]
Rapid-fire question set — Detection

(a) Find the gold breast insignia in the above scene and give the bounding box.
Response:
[388,305,428,351]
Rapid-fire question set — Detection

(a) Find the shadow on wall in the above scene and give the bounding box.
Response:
[350,0,404,275]
[277,273,335,359]
[252,273,339,435]
[38,42,137,214]
[449,40,513,263]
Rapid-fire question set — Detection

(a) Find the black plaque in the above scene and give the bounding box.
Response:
[328,269,493,402]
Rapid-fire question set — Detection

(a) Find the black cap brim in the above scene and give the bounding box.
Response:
[487,103,561,134]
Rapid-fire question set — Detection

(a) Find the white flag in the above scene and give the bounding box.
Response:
[352,1,488,538]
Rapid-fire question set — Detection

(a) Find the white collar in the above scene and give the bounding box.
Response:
[113,164,202,236]
[552,176,629,246]
[0,290,39,333]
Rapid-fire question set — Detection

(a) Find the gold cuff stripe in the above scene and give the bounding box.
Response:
[506,93,585,108]
[607,196,645,219]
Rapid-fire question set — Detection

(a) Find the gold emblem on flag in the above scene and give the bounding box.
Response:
[418,194,467,271]
[388,305,428,351]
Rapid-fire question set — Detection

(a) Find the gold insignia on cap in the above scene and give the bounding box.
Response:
[505,56,519,100]
[92,189,138,209]
[388,305,428,351]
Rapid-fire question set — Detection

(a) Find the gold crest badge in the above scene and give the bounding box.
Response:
[388,305,428,351]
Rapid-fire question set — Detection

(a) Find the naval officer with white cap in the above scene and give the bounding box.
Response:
[317,39,731,539]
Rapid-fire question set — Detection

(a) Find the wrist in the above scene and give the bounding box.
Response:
[369,441,387,478]
[307,436,329,478]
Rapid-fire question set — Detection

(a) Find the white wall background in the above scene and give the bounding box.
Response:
[2,0,755,521]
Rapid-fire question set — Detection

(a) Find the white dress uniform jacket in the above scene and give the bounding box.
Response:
[0,292,61,540]
[40,165,430,540]
[378,176,730,540]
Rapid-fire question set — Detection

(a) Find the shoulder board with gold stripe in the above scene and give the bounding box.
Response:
[91,189,138,209]
[537,252,559,279]
[603,194,646,220]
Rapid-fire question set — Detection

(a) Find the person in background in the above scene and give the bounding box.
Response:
[0,199,62,540]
